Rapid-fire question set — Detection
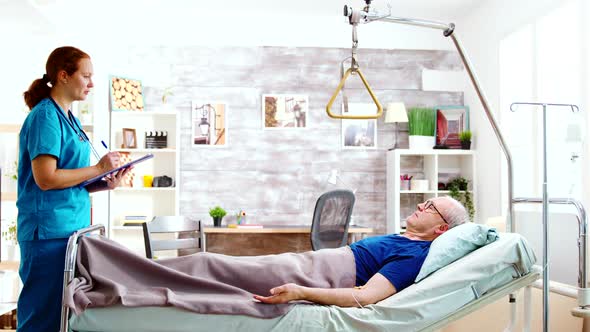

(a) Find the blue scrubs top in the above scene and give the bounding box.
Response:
[17,98,91,241]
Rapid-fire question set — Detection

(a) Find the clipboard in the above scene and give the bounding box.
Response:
[81,153,154,187]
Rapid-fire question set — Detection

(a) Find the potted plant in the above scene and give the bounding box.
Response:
[209,206,227,227]
[459,130,472,150]
[408,107,435,150]
[447,176,475,219]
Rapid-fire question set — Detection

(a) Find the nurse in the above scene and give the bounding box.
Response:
[17,46,130,331]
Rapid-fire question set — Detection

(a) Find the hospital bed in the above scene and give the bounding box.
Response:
[60,1,587,330]
[61,224,539,332]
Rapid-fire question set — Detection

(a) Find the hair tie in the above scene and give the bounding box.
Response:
[42,74,48,82]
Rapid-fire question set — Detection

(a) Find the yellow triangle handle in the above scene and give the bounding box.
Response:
[326,67,383,119]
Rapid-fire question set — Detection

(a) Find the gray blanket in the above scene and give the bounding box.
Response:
[65,235,356,318]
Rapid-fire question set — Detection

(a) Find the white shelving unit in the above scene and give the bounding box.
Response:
[386,149,476,234]
[108,109,180,254]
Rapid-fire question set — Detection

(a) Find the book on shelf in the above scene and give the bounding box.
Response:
[227,224,264,229]
[122,221,146,226]
[121,215,150,226]
[125,215,148,220]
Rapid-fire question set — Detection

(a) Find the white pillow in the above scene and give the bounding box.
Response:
[415,223,499,282]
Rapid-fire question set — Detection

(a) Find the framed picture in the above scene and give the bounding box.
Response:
[341,103,377,149]
[122,128,137,148]
[263,94,308,129]
[435,105,469,149]
[110,76,144,112]
[191,101,228,146]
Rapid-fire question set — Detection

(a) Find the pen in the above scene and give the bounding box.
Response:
[101,140,109,151]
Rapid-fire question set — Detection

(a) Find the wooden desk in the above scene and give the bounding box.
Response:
[202,225,373,256]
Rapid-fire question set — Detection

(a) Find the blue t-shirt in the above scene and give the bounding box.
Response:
[349,234,431,291]
[17,98,91,241]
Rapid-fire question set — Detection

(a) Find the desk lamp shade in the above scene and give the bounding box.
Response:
[385,103,408,150]
[385,103,408,123]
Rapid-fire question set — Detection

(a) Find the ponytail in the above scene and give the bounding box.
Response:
[23,77,51,110]
[23,46,90,110]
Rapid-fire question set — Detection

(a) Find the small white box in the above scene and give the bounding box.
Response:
[410,179,429,191]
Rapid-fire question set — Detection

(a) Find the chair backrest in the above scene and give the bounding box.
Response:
[310,190,355,251]
[142,216,204,259]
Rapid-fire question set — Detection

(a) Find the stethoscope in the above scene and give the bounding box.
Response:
[49,97,101,161]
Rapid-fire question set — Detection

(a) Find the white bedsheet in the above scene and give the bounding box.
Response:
[69,232,536,332]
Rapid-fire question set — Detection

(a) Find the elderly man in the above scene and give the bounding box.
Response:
[68,196,470,319]
[254,196,469,307]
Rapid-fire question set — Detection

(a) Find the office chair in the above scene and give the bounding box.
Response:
[142,216,204,259]
[310,190,355,251]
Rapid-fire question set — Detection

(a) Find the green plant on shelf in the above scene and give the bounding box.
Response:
[408,107,435,136]
[446,176,475,220]
[459,130,472,142]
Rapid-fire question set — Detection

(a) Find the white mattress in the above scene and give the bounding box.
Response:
[69,232,537,332]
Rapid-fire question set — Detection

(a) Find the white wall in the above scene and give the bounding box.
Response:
[455,0,572,223]
[0,1,462,232]
[0,1,458,125]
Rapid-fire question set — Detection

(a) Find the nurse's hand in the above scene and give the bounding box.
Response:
[104,166,133,190]
[97,152,121,172]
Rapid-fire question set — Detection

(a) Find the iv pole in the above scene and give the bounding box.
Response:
[510,102,581,332]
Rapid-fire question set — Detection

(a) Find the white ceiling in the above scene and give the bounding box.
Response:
[1,0,485,48]
[7,0,483,25]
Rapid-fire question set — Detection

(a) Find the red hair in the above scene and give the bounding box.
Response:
[23,46,90,109]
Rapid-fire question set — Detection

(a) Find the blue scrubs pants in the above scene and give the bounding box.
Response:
[17,237,68,332]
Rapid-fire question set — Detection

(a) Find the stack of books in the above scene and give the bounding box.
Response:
[122,215,149,226]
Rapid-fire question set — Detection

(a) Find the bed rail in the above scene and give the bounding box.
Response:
[60,224,106,332]
[513,198,590,314]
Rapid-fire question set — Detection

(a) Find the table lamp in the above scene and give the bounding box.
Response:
[384,102,408,150]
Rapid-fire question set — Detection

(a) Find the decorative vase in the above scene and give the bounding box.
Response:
[461,141,471,150]
[409,135,435,150]
[213,217,223,227]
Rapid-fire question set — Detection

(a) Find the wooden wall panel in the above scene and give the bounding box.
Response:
[135,46,464,244]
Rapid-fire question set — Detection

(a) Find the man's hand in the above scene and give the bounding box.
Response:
[253,273,396,307]
[253,283,305,304]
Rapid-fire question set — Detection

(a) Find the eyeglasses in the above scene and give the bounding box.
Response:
[423,200,448,225]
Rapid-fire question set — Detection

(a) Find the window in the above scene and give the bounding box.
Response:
[499,1,583,211]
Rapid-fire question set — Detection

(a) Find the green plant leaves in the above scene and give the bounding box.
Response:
[408,108,435,136]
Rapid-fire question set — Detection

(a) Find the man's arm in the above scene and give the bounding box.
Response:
[253,273,396,307]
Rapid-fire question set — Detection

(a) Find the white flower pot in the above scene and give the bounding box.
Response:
[409,135,435,150]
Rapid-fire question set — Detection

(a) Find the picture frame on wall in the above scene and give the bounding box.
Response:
[110,76,144,112]
[191,101,228,146]
[263,94,308,129]
[435,105,469,149]
[341,103,377,149]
